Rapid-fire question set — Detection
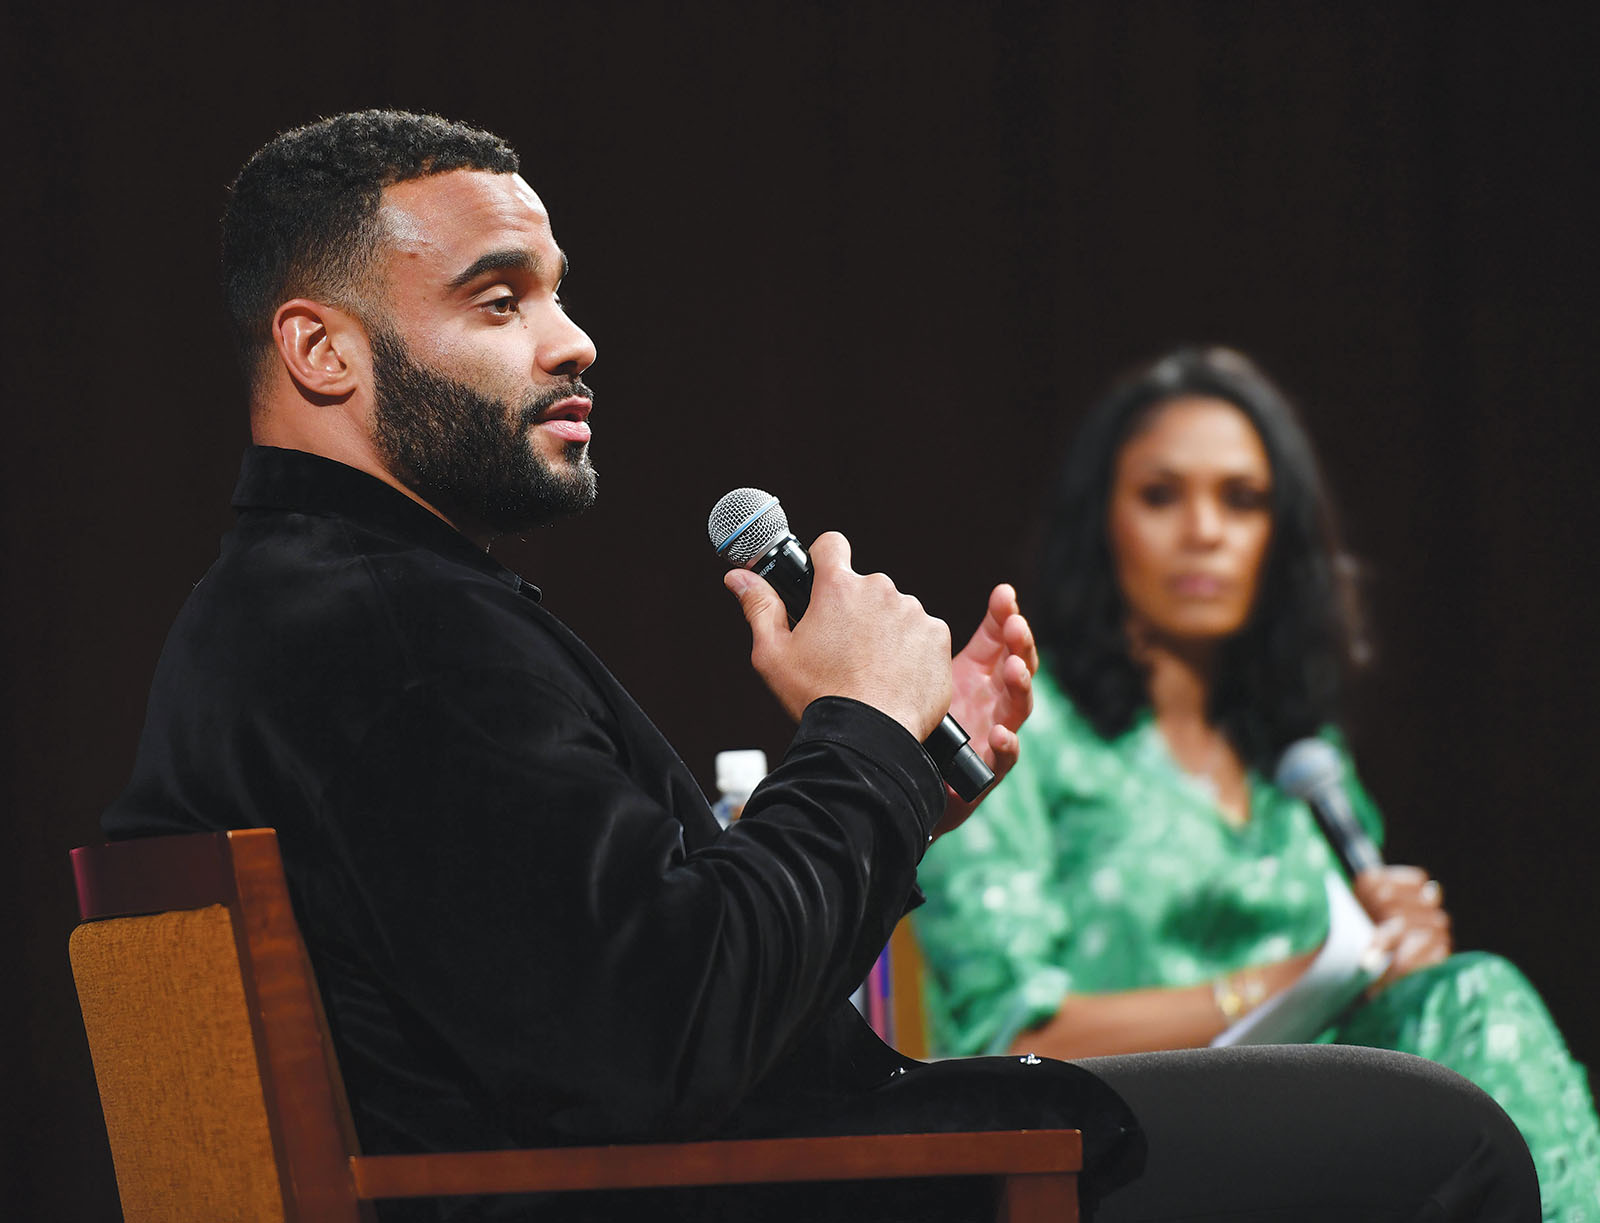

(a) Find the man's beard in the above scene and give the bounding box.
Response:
[370,327,597,536]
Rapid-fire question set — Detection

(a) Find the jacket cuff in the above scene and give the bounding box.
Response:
[793,696,947,844]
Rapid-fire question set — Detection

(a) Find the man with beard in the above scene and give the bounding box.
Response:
[104,111,1538,1222]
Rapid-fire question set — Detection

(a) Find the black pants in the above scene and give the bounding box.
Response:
[1080,1044,1538,1222]
[438,1044,1540,1222]
[729,1045,1539,1222]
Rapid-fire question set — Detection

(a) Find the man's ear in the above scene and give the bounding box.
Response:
[271,298,368,400]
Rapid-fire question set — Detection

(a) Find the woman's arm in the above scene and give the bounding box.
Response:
[1013,861,1451,1059]
[1009,946,1321,1059]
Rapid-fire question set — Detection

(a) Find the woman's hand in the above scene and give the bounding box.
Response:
[932,584,1038,840]
[1356,865,1453,994]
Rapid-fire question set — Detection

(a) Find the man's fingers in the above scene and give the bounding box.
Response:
[994,654,1033,730]
[956,590,1037,686]
[724,568,789,648]
[956,597,1007,667]
[1004,612,1039,676]
[986,583,1020,635]
[987,724,1020,772]
[1004,648,1034,695]
[808,531,853,575]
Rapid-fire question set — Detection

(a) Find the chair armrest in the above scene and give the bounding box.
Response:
[351,1128,1082,1199]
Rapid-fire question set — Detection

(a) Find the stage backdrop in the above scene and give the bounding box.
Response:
[4,3,1596,1216]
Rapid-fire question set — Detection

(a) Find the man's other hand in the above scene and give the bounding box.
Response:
[933,583,1038,840]
[725,531,952,743]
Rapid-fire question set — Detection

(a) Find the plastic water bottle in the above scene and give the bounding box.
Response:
[712,749,767,828]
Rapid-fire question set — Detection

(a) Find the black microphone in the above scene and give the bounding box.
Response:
[707,487,996,803]
[1274,738,1382,878]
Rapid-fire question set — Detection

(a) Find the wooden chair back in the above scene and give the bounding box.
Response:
[888,915,932,1059]
[70,829,1080,1221]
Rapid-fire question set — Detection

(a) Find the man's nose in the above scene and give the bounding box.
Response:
[540,314,597,377]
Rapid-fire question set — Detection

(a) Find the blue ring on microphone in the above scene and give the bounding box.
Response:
[714,496,780,556]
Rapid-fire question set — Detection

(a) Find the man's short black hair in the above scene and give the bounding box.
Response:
[222,109,519,385]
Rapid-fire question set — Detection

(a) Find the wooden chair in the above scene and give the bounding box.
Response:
[888,916,932,1060]
[69,829,1081,1221]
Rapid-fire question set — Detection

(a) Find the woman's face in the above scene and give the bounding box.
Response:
[1107,395,1274,648]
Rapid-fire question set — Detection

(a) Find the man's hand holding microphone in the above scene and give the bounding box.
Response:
[712,489,1036,839]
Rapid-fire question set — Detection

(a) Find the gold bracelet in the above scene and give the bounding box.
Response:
[1212,971,1268,1021]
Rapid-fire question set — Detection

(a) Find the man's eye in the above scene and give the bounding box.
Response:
[485,295,518,316]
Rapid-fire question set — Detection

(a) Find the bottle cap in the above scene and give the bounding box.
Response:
[714,749,768,797]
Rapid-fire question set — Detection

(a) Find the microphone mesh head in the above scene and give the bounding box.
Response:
[708,488,790,565]
[1273,738,1345,798]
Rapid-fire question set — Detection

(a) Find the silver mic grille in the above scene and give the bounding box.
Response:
[1273,738,1344,798]
[708,488,791,565]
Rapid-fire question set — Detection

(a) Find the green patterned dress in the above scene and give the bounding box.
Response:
[914,669,1600,1220]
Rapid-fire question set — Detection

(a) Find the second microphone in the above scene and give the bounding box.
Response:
[708,487,996,803]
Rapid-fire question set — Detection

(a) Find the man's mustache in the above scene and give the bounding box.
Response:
[518,381,596,428]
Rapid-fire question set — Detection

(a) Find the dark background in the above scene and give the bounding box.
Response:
[4,2,1596,1215]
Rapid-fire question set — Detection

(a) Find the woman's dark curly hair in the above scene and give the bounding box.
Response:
[1036,346,1367,768]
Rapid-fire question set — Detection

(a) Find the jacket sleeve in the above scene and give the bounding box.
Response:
[310,666,944,1143]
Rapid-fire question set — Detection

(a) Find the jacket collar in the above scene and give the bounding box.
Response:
[231,445,540,600]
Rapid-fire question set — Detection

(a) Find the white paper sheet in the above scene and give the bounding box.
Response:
[1211,871,1388,1046]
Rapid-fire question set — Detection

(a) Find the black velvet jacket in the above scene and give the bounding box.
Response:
[105,448,1137,1218]
[103,445,962,1150]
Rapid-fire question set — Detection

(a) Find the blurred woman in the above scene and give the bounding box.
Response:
[914,346,1599,1220]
